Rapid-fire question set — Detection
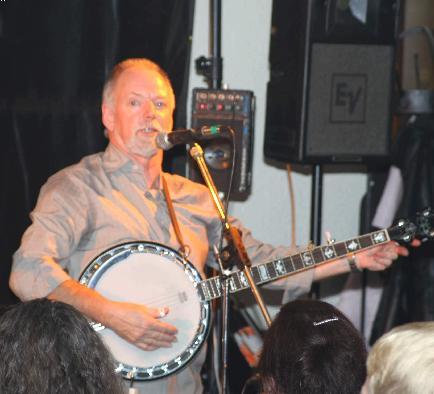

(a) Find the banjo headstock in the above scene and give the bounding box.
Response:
[389,207,434,243]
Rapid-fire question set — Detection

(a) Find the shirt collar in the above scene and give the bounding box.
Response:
[102,143,164,190]
[102,143,132,173]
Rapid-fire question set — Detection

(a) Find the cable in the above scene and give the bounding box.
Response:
[285,163,297,249]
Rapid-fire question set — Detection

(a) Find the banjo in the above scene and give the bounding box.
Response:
[79,209,433,381]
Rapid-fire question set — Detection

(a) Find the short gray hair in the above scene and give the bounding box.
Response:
[102,58,175,106]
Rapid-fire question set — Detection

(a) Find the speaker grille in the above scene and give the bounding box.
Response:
[305,43,393,161]
[264,0,400,165]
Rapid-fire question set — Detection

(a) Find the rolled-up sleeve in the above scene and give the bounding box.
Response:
[10,174,88,300]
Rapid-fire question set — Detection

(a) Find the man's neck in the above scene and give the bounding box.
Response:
[134,154,163,189]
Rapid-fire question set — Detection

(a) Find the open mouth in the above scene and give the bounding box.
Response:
[136,127,159,136]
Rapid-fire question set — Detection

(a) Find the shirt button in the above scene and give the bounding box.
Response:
[144,191,152,199]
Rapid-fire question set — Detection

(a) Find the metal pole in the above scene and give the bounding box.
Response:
[190,143,271,393]
[210,0,222,88]
[310,164,323,299]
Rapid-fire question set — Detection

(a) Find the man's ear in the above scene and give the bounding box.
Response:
[102,103,114,131]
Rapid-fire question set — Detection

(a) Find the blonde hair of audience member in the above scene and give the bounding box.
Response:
[363,322,434,394]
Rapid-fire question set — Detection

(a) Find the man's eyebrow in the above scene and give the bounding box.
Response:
[129,91,144,97]
[128,91,169,100]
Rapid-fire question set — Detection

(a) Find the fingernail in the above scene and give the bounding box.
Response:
[159,308,167,318]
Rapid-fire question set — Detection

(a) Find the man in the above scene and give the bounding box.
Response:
[10,58,411,394]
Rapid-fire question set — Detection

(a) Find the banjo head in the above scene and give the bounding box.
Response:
[79,241,211,381]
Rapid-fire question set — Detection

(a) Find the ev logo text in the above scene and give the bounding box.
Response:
[330,74,366,123]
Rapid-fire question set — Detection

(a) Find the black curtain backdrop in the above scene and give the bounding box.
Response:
[0,0,195,305]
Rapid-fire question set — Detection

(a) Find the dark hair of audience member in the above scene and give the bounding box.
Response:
[0,298,123,394]
[258,299,367,394]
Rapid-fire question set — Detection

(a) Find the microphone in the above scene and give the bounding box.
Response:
[156,125,230,150]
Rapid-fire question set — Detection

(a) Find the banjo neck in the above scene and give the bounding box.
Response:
[196,228,394,302]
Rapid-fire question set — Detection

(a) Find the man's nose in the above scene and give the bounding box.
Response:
[142,99,156,119]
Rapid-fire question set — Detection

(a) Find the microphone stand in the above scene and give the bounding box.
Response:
[189,143,272,394]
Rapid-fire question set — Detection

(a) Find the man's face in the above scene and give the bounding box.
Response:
[102,66,175,161]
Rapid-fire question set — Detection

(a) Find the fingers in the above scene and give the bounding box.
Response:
[396,245,409,257]
[148,306,169,319]
[129,307,178,350]
[374,250,398,261]
[372,247,398,269]
[136,328,178,350]
[108,302,178,351]
[373,257,394,269]
[144,323,178,341]
[365,255,394,271]
[391,238,421,256]
[411,239,422,247]
[356,240,416,272]
[146,306,178,335]
[375,242,405,258]
[146,306,169,319]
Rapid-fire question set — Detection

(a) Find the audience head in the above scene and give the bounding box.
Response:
[363,322,434,394]
[258,299,367,394]
[0,298,123,394]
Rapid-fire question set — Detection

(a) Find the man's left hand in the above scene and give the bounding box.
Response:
[356,239,420,271]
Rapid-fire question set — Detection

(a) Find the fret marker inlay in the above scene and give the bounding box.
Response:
[346,240,359,251]
[259,265,269,281]
[323,246,336,259]
[302,252,313,266]
[373,232,386,243]
[275,260,286,275]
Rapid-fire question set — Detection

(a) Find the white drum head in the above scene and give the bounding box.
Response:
[80,242,210,380]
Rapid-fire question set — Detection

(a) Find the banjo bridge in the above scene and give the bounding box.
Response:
[178,291,188,303]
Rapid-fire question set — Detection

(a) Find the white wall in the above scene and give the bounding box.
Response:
[188,0,368,252]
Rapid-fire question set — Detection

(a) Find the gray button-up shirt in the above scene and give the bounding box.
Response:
[11,143,313,393]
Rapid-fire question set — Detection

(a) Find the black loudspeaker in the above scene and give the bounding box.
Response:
[188,88,255,200]
[264,0,401,164]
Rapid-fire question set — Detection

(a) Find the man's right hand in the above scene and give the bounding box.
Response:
[106,301,178,351]
[48,280,178,352]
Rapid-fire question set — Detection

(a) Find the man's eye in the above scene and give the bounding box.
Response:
[129,99,140,106]
[155,101,166,109]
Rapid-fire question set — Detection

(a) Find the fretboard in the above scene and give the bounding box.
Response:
[196,228,391,302]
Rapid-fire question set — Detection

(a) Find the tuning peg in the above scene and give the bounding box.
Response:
[402,234,413,243]
[307,240,316,250]
[422,207,433,217]
[324,231,335,245]
[397,218,408,227]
